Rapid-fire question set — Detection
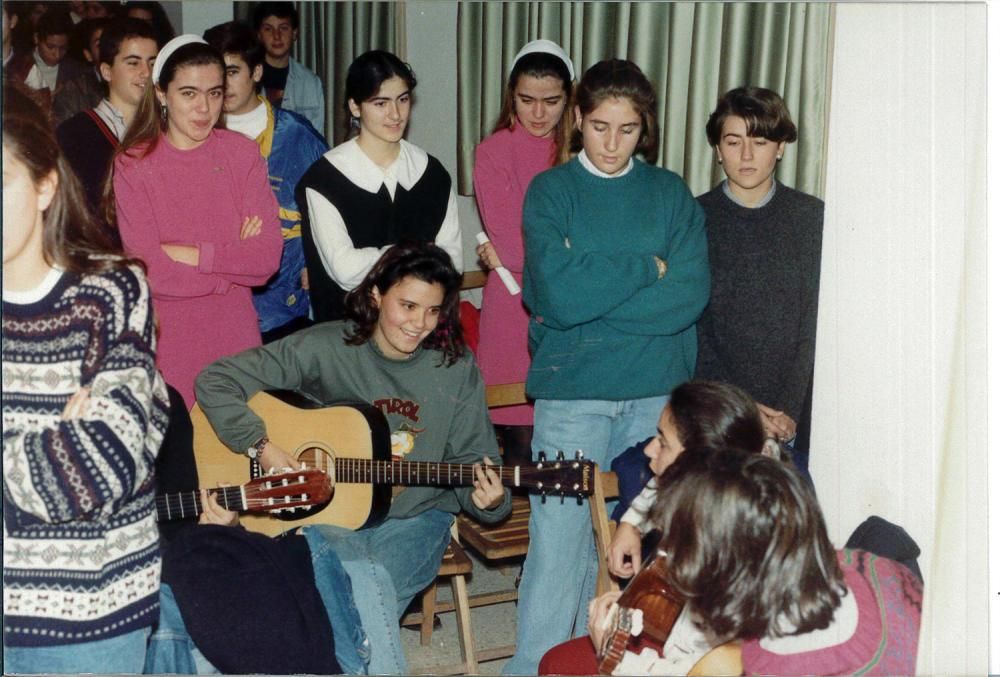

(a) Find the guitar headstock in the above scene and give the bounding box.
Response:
[244,467,333,515]
[517,452,596,498]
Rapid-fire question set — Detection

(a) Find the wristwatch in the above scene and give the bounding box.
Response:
[247,436,269,461]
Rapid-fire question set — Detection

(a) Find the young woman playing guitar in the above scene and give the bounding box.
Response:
[541,448,923,675]
[194,242,510,674]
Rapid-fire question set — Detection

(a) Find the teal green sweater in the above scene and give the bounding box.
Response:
[522,158,710,400]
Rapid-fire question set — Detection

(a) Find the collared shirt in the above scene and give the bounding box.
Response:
[327,136,426,200]
[577,150,634,178]
[304,137,463,290]
[94,98,129,141]
[722,177,778,208]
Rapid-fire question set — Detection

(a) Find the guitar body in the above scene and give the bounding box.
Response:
[191,391,391,536]
[598,554,684,674]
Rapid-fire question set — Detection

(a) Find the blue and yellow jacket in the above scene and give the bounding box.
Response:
[252,98,328,332]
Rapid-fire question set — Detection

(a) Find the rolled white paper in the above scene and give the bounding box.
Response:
[476,232,521,295]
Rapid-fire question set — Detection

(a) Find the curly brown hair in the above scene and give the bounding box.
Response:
[342,242,465,365]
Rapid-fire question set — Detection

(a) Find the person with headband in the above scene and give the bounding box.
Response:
[296,49,463,323]
[107,34,282,409]
[506,59,710,675]
[2,82,170,676]
[472,39,575,466]
[695,87,824,476]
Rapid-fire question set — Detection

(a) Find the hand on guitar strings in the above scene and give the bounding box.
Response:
[471,457,505,510]
[587,590,623,652]
[608,522,643,578]
[260,440,301,473]
[199,487,240,527]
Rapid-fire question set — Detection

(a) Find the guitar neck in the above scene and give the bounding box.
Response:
[155,485,246,522]
[332,458,550,489]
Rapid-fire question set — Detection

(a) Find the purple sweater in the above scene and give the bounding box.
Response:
[115,129,282,407]
[473,123,554,425]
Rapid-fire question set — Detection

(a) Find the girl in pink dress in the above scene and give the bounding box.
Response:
[110,35,282,407]
[472,39,575,464]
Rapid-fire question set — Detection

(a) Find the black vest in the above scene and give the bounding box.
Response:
[296,152,452,322]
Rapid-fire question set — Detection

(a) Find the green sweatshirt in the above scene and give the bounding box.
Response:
[522,158,710,400]
[194,321,511,523]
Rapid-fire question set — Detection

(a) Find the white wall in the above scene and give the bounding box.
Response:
[816,3,987,673]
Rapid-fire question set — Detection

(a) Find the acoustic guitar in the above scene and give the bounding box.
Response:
[191,391,595,536]
[155,468,332,522]
[597,553,685,675]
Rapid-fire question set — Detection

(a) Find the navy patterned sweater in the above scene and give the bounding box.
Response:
[2,263,169,646]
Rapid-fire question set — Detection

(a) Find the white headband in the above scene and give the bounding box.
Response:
[152,34,209,85]
[510,39,575,81]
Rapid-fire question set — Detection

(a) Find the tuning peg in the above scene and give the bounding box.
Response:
[538,451,547,462]
[556,450,565,461]
[559,493,565,504]
[575,449,584,460]
[576,494,584,506]
[540,491,547,504]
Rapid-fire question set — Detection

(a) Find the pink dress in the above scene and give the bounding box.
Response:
[473,122,554,425]
[115,129,282,407]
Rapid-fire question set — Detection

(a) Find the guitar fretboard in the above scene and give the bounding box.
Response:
[155,485,245,522]
[329,458,579,492]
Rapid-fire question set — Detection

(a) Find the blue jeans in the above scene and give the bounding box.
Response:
[311,509,453,675]
[143,584,217,675]
[4,626,150,674]
[144,533,370,675]
[504,395,668,675]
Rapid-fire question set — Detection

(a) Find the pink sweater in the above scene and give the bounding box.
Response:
[114,129,282,408]
[473,123,554,425]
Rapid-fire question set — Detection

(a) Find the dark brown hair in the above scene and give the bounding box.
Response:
[343,243,465,365]
[492,50,574,166]
[572,59,659,163]
[98,16,157,67]
[668,380,766,456]
[344,50,417,138]
[650,449,844,643]
[705,86,798,147]
[3,80,135,275]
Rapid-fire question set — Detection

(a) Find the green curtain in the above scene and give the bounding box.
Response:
[235,2,400,145]
[457,2,833,198]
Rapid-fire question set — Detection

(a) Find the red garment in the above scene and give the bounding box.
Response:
[539,636,598,675]
[115,129,282,407]
[459,300,480,354]
[472,122,553,425]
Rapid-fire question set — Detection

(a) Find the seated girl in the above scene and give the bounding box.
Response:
[540,449,923,675]
[194,242,510,674]
[607,380,772,579]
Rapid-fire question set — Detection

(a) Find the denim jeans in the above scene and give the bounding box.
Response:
[4,626,150,675]
[310,508,453,675]
[144,533,370,675]
[302,525,371,674]
[503,395,668,675]
[143,584,217,675]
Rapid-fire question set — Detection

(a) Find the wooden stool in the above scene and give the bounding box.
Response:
[401,532,478,675]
